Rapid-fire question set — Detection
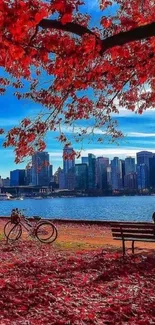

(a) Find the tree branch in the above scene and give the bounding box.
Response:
[39,19,155,54]
[101,22,155,53]
[39,19,94,37]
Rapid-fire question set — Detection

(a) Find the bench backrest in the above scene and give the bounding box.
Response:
[110,222,155,241]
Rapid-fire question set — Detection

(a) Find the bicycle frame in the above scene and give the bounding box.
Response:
[19,216,39,235]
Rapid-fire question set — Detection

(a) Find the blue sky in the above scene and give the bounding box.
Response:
[0,0,155,177]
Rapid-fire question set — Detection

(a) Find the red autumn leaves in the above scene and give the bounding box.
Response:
[0,239,155,324]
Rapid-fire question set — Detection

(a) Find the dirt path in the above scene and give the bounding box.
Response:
[1,218,155,253]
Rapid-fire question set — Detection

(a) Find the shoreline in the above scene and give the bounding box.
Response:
[0,216,152,225]
[0,218,154,251]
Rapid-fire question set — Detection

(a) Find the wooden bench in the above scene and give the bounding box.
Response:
[110,222,155,255]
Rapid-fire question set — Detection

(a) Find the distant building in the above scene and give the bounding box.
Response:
[32,152,49,186]
[137,151,153,168]
[96,157,108,190]
[25,167,32,185]
[63,146,75,174]
[49,164,53,182]
[111,157,122,190]
[58,169,65,189]
[66,169,75,190]
[10,169,25,186]
[88,154,96,189]
[124,173,137,190]
[63,146,75,189]
[137,151,152,188]
[120,159,125,189]
[125,157,135,175]
[149,155,155,188]
[137,164,149,190]
[75,164,88,190]
[2,177,10,187]
[99,157,109,168]
[107,166,112,188]
[0,176,3,187]
[81,157,88,165]
[54,167,62,185]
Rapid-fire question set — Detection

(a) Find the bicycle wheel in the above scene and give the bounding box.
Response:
[4,221,22,242]
[36,222,58,243]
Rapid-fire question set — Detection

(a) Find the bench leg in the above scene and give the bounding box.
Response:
[132,241,135,254]
[122,240,125,256]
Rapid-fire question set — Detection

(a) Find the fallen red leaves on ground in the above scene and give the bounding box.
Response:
[0,240,155,325]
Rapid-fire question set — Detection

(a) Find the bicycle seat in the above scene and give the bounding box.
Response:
[33,216,41,221]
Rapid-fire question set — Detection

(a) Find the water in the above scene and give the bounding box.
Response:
[0,196,155,222]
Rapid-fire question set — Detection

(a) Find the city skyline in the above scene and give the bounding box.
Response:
[2,149,155,193]
[2,149,155,179]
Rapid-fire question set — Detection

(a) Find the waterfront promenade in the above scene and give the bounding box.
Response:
[0,217,154,252]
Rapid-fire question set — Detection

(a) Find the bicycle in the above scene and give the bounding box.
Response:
[4,208,58,244]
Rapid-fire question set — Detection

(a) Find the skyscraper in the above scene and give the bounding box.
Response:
[63,146,75,189]
[32,152,50,186]
[137,151,153,188]
[58,169,65,189]
[125,157,135,175]
[96,157,108,190]
[111,157,122,190]
[25,167,32,185]
[54,167,62,185]
[63,146,75,173]
[137,151,153,168]
[75,163,88,190]
[2,177,10,187]
[149,155,155,188]
[10,169,25,186]
[49,164,53,183]
[81,157,88,165]
[120,159,125,189]
[88,154,96,189]
[107,166,112,188]
[124,173,137,190]
[137,164,149,190]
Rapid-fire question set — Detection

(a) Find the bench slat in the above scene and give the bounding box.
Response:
[111,229,154,234]
[113,234,155,240]
[113,238,155,242]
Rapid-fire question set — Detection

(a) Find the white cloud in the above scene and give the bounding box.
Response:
[49,152,62,158]
[49,147,155,162]
[59,125,106,135]
[128,132,155,137]
[81,147,155,159]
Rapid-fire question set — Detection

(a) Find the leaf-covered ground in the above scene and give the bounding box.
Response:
[0,239,155,325]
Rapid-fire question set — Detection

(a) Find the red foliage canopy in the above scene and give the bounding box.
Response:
[0,0,155,161]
